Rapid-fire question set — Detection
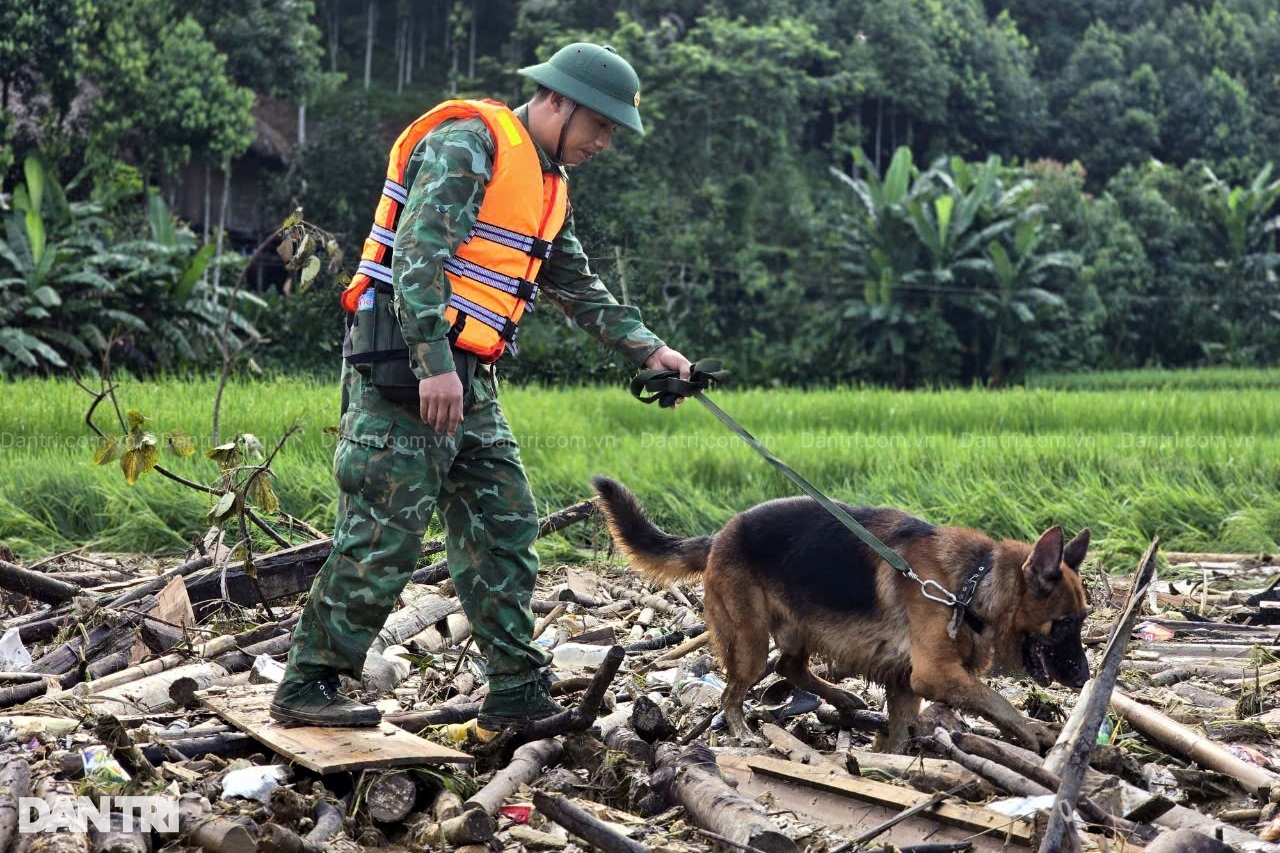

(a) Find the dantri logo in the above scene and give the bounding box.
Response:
[19,797,178,834]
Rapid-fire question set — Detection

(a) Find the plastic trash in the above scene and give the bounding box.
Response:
[82,745,131,784]
[1225,744,1271,768]
[0,628,32,671]
[249,654,286,685]
[674,675,724,708]
[988,795,1059,819]
[1096,715,1115,745]
[436,719,500,745]
[500,804,532,824]
[220,765,290,803]
[551,643,611,670]
[1135,621,1174,642]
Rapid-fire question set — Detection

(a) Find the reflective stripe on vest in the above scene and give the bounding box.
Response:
[339,99,568,363]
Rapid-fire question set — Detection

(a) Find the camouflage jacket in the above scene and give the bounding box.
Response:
[390,102,665,380]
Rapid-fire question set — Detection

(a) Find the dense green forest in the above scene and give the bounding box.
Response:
[3,0,1279,386]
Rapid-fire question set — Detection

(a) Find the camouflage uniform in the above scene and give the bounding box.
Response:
[284,103,664,693]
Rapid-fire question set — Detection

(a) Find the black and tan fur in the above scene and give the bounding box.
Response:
[591,476,1090,752]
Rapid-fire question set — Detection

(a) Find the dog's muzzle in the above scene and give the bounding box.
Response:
[1022,614,1089,689]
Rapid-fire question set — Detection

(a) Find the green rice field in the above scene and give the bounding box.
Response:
[1,370,1276,567]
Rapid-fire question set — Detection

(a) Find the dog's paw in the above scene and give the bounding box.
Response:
[1023,720,1058,753]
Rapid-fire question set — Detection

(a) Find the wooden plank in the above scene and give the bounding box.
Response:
[740,755,1035,845]
[198,685,472,774]
[716,755,1010,852]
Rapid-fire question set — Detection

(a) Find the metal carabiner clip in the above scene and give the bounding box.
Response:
[919,579,958,607]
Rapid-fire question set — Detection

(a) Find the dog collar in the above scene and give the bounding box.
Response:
[949,550,995,637]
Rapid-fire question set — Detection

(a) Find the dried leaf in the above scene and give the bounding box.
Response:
[206,441,240,468]
[167,431,196,458]
[93,435,123,465]
[246,470,280,515]
[276,235,295,263]
[300,256,321,290]
[120,441,159,484]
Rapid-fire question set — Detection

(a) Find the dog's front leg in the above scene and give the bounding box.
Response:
[910,664,1053,751]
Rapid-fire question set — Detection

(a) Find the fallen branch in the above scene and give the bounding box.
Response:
[385,703,479,732]
[657,742,799,853]
[305,799,345,846]
[1110,691,1280,800]
[364,770,418,824]
[950,732,1145,838]
[759,722,847,774]
[464,738,563,816]
[508,645,625,747]
[532,791,648,853]
[1039,536,1160,853]
[25,776,88,853]
[0,558,82,604]
[0,756,32,853]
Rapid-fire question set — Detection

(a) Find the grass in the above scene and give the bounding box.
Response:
[1026,366,1280,391]
[1,372,1277,568]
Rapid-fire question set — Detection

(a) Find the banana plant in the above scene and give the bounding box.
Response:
[981,213,1079,377]
[0,156,103,369]
[832,147,932,303]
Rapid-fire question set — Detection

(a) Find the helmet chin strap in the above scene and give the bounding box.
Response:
[553,100,578,164]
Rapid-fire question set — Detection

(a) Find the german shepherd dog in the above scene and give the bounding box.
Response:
[591,477,1091,752]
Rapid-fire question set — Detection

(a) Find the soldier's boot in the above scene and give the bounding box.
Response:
[477,671,566,732]
[269,671,381,727]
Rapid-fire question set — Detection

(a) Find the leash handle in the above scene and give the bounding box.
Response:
[630,359,730,407]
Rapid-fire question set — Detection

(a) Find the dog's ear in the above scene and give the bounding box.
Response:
[1063,528,1091,572]
[1024,526,1064,598]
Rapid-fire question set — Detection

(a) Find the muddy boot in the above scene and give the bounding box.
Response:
[476,672,566,732]
[269,672,381,727]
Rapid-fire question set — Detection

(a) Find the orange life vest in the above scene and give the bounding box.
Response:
[340,99,568,363]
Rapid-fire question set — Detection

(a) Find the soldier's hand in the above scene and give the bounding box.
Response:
[419,372,464,436]
[644,346,693,407]
[644,345,691,379]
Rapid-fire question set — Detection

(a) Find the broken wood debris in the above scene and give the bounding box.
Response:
[5,500,1280,851]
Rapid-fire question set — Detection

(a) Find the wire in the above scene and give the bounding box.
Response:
[587,254,1278,305]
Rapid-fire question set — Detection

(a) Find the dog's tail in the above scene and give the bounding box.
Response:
[591,476,711,584]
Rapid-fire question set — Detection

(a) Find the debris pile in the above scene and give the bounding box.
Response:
[2,508,1280,852]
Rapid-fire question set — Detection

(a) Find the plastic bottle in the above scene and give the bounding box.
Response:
[551,642,611,670]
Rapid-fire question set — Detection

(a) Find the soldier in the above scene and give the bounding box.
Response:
[269,43,691,730]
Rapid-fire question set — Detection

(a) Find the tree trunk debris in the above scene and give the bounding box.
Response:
[5,500,1280,851]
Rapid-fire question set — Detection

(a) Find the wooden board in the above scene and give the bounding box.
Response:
[198,685,472,774]
[736,755,1036,845]
[716,755,1012,852]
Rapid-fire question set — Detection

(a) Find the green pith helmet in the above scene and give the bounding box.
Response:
[518,43,644,135]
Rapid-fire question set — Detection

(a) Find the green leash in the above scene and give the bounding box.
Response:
[631,361,960,611]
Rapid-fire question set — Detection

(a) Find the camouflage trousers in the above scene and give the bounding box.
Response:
[284,363,552,691]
